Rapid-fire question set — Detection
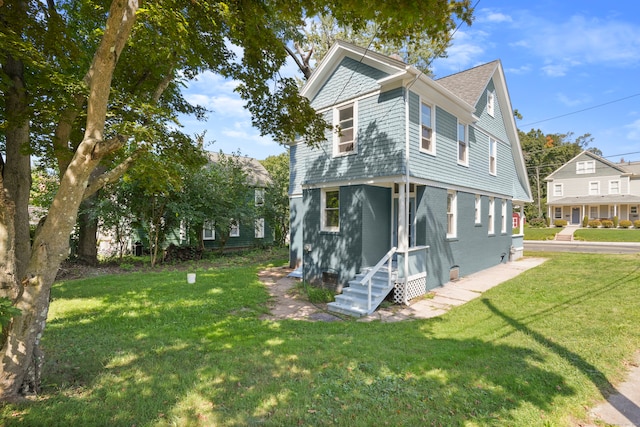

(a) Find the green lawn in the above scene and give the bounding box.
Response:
[574,228,640,242]
[522,226,560,240]
[3,252,640,426]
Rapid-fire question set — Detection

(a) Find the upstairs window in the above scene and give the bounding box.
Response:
[489,138,497,175]
[322,189,340,232]
[487,91,496,117]
[420,102,434,153]
[576,160,595,174]
[589,181,600,195]
[457,122,468,166]
[609,180,620,194]
[255,188,265,206]
[334,103,356,155]
[553,183,563,197]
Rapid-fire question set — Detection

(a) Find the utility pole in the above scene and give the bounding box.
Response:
[536,166,541,217]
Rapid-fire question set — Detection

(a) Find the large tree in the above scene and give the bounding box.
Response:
[0,0,473,399]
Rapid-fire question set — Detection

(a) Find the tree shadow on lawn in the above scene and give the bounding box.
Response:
[7,284,576,427]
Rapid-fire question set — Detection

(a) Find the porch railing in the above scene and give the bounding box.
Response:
[357,246,397,312]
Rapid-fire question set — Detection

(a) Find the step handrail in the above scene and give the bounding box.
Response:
[358,247,397,312]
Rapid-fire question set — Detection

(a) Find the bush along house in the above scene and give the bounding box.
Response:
[288,41,532,317]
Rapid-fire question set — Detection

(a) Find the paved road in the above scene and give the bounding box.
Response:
[525,240,640,254]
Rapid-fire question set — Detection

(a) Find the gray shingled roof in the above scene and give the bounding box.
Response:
[436,60,500,106]
[206,152,272,187]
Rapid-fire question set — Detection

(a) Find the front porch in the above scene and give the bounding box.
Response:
[548,197,640,225]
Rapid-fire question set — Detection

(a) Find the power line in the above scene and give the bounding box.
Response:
[520,93,640,128]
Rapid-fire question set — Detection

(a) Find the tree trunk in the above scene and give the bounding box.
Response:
[0,0,139,400]
[76,195,99,266]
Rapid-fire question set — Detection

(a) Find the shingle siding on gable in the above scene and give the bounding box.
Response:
[310,57,390,110]
[474,79,509,143]
[291,88,406,191]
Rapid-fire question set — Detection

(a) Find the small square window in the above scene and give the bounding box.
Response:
[457,122,468,166]
[487,91,495,117]
[230,220,240,237]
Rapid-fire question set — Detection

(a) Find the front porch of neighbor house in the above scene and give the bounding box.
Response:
[548,196,640,225]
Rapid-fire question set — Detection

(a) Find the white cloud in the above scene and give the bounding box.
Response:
[433,29,486,74]
[477,8,513,24]
[505,64,531,75]
[556,92,592,107]
[624,118,640,141]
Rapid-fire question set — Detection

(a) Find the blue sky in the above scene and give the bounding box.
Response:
[181,1,640,162]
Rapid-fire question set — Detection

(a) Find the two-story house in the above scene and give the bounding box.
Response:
[545,151,640,224]
[289,41,532,316]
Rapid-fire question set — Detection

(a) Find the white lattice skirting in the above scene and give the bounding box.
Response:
[393,274,427,305]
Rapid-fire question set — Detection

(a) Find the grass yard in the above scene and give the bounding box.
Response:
[574,228,640,242]
[2,252,640,426]
[523,226,560,240]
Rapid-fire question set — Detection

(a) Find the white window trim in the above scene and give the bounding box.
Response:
[333,102,357,157]
[255,218,265,238]
[609,180,620,195]
[553,183,563,197]
[589,181,600,195]
[488,197,495,235]
[255,188,265,206]
[631,206,638,215]
[419,100,435,155]
[230,219,240,237]
[590,206,598,219]
[475,194,482,224]
[554,207,562,219]
[487,90,495,117]
[321,188,340,232]
[577,160,595,174]
[203,222,215,240]
[501,199,507,234]
[446,191,457,238]
[489,138,497,176]
[457,121,468,166]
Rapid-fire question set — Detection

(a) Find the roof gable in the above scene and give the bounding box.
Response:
[436,61,500,107]
[545,150,629,180]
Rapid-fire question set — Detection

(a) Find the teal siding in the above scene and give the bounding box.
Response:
[408,90,521,198]
[474,79,509,142]
[311,57,390,109]
[292,88,406,189]
[417,187,513,288]
[202,219,273,251]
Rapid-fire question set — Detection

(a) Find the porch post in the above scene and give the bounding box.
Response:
[519,208,525,235]
[398,183,406,251]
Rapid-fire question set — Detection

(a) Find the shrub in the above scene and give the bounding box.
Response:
[619,220,632,229]
[613,216,619,228]
[527,217,547,228]
[634,220,640,229]
[601,220,614,228]
[588,220,601,228]
[553,219,567,227]
[545,216,551,227]
[582,215,589,228]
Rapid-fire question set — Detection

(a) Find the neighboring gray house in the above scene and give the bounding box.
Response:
[546,151,640,224]
[289,41,532,316]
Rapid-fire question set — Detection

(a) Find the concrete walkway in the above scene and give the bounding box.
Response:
[362,256,548,322]
[555,224,579,241]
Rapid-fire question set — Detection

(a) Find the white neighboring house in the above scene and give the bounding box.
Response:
[545,151,640,225]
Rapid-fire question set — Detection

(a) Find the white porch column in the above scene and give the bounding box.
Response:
[519,209,525,235]
[398,182,407,251]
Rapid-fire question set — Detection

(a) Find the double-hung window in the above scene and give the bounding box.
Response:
[447,191,457,238]
[553,183,563,197]
[322,189,340,232]
[589,181,600,195]
[488,197,495,235]
[609,180,620,194]
[457,122,468,166]
[230,219,240,237]
[577,160,595,174]
[255,188,265,206]
[501,200,507,233]
[555,207,562,219]
[489,138,497,175]
[487,91,496,117]
[255,218,265,238]
[420,102,434,154]
[203,221,215,240]
[334,103,356,155]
